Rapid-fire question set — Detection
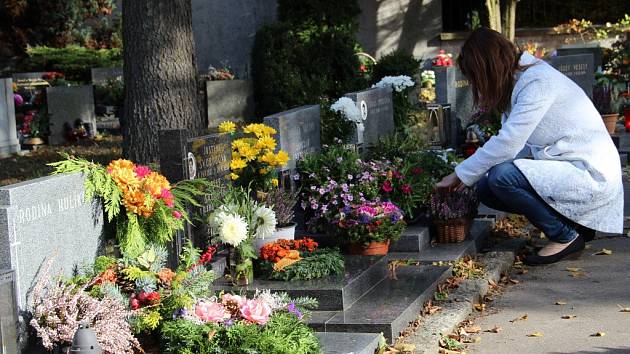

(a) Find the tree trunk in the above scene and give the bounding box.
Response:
[485,0,502,33]
[502,0,517,42]
[122,0,204,164]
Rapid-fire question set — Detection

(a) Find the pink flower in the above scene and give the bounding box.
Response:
[14,94,24,107]
[160,188,175,207]
[172,210,182,219]
[134,165,152,179]
[382,180,393,193]
[239,299,272,325]
[401,184,412,195]
[382,202,399,214]
[222,293,245,307]
[194,300,226,323]
[357,205,378,217]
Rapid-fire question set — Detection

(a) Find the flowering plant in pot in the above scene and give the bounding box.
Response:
[430,188,478,243]
[258,188,299,252]
[594,76,619,134]
[333,201,406,256]
[208,185,277,285]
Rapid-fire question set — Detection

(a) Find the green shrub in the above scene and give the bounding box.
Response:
[372,50,421,83]
[277,0,360,33]
[320,98,354,145]
[22,45,122,83]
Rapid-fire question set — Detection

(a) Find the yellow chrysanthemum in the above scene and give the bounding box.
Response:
[255,136,276,150]
[123,190,154,218]
[232,151,241,160]
[107,159,135,172]
[259,168,268,175]
[237,144,260,162]
[144,172,170,198]
[230,173,239,180]
[259,151,276,166]
[218,121,237,134]
[261,125,277,136]
[243,123,263,136]
[108,164,140,191]
[275,150,289,167]
[230,158,247,170]
[272,178,279,187]
[231,138,249,151]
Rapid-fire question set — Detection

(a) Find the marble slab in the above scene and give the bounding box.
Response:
[316,332,382,354]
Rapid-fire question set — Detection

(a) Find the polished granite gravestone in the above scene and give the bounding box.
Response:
[46,85,97,145]
[548,53,595,99]
[264,105,321,171]
[207,80,255,128]
[0,79,20,157]
[344,87,394,147]
[316,332,382,354]
[557,43,603,71]
[435,66,476,133]
[0,173,104,308]
[91,67,123,85]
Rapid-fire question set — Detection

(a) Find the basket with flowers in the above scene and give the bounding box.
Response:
[218,121,289,193]
[430,188,479,243]
[333,201,406,256]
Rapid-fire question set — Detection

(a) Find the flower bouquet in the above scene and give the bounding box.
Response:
[161,291,321,354]
[430,188,478,243]
[257,238,344,281]
[208,185,277,285]
[218,121,289,193]
[333,201,406,256]
[372,75,416,128]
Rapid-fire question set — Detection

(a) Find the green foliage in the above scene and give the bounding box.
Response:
[120,266,154,282]
[367,133,426,162]
[161,320,221,354]
[320,99,355,145]
[24,45,122,83]
[277,0,360,32]
[93,256,117,274]
[161,267,215,317]
[258,249,345,281]
[298,144,363,186]
[179,240,202,271]
[131,309,163,333]
[371,50,421,84]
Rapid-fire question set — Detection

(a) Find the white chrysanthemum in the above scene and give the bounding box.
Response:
[254,206,277,239]
[330,97,362,123]
[372,75,415,92]
[219,214,248,246]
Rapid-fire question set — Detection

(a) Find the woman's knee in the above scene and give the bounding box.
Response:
[486,161,519,189]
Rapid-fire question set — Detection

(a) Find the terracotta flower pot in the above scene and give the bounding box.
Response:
[346,240,390,256]
[602,113,618,134]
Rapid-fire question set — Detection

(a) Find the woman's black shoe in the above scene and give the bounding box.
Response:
[575,224,596,242]
[524,235,585,265]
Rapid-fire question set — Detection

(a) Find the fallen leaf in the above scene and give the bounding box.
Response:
[555,301,568,305]
[585,244,592,250]
[472,337,481,343]
[520,269,529,275]
[594,248,613,255]
[464,325,482,334]
[474,303,486,312]
[617,304,630,312]
[566,267,582,272]
[510,314,528,322]
[486,326,503,333]
[393,343,416,351]
[591,332,606,337]
[488,279,497,286]
[561,315,577,319]
[569,271,586,278]
[509,279,521,284]
[527,332,544,337]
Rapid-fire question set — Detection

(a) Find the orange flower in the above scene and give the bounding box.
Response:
[143,172,171,198]
[123,189,154,217]
[157,268,176,284]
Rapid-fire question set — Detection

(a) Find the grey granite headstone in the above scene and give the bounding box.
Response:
[11,72,47,83]
[91,67,123,85]
[0,79,20,157]
[344,87,394,147]
[0,173,104,309]
[263,105,321,171]
[207,80,254,128]
[0,270,18,354]
[549,54,594,99]
[435,66,475,131]
[46,85,97,145]
[557,43,602,71]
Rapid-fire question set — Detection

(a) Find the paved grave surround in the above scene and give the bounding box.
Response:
[0,79,20,156]
[548,53,595,99]
[0,173,104,308]
[207,80,255,128]
[344,86,395,147]
[263,104,321,171]
[91,67,123,85]
[46,85,97,145]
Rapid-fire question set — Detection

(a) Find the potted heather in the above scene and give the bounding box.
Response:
[430,188,478,243]
[594,77,619,134]
[333,201,406,256]
[259,188,299,247]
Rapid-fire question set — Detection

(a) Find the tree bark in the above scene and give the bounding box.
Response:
[122,0,204,164]
[485,0,502,33]
[502,0,517,42]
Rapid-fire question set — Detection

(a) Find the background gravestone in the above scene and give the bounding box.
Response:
[548,54,594,99]
[91,67,123,85]
[557,43,603,71]
[434,66,475,134]
[46,85,97,145]
[0,79,20,157]
[207,80,255,128]
[0,173,104,309]
[263,105,321,171]
[344,86,394,147]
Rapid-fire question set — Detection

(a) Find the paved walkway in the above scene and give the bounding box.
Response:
[467,179,630,354]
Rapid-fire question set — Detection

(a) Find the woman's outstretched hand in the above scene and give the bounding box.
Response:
[435,172,465,192]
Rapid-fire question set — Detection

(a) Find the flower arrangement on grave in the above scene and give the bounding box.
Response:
[333,201,406,255]
[330,97,365,142]
[430,188,479,243]
[320,99,357,145]
[205,65,236,81]
[50,156,212,258]
[218,121,289,193]
[257,238,344,281]
[372,75,416,129]
[161,291,321,354]
[208,185,277,285]
[433,50,454,67]
[420,70,437,102]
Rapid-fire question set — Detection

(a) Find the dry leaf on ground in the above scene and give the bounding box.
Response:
[486,326,503,333]
[509,278,521,284]
[555,301,568,305]
[585,244,592,250]
[594,248,613,255]
[561,315,577,319]
[591,332,606,337]
[566,267,582,272]
[463,325,482,334]
[617,304,630,312]
[510,314,528,323]
[527,332,544,337]
[474,303,486,312]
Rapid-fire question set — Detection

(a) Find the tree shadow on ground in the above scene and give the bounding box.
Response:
[549,347,630,354]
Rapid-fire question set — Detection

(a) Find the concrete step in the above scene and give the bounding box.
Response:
[316,332,382,354]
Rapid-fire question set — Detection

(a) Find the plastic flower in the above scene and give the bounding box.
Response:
[195,300,227,323]
[254,206,277,239]
[219,214,248,246]
[330,97,362,123]
[372,75,415,92]
[218,121,237,134]
[239,299,272,325]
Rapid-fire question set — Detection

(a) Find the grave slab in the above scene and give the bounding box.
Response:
[345,87,394,147]
[548,54,594,99]
[316,332,382,354]
[207,80,255,128]
[389,225,431,253]
[557,43,602,70]
[46,85,97,145]
[0,79,20,157]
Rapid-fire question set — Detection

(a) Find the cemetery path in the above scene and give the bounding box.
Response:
[465,179,630,354]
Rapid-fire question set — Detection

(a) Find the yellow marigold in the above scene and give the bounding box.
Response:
[259,151,276,166]
[230,173,240,180]
[218,121,237,134]
[144,172,170,198]
[255,136,276,150]
[272,178,279,187]
[107,159,135,172]
[230,158,247,170]
[275,150,289,167]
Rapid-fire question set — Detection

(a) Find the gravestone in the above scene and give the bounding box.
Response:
[344,87,394,147]
[11,73,47,88]
[263,105,321,171]
[207,80,255,128]
[91,67,123,85]
[549,54,594,99]
[0,79,20,157]
[46,85,97,145]
[0,270,18,354]
[434,66,475,132]
[557,43,602,71]
[0,173,104,309]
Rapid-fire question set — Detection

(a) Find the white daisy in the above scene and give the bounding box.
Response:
[219,214,248,246]
[254,206,277,239]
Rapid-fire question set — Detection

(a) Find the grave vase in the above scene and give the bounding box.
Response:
[228,247,254,286]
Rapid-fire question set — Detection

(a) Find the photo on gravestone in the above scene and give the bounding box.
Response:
[434,66,472,148]
[344,87,395,148]
[548,54,595,99]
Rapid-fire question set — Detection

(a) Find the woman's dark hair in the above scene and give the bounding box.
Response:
[457,27,523,113]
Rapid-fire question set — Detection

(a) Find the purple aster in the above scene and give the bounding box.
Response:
[341,184,349,193]
[287,302,303,319]
[172,308,187,320]
[292,174,300,181]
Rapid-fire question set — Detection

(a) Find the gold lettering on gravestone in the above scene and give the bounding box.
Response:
[558,63,587,78]
[195,143,230,179]
[454,79,469,88]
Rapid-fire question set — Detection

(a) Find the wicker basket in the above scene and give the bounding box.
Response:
[433,218,471,243]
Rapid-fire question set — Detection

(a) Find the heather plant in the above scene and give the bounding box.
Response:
[264,188,299,226]
[430,188,478,221]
